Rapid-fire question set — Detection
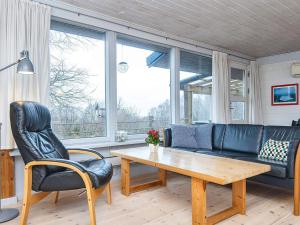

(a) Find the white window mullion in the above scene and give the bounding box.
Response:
[229,61,249,124]
[106,31,117,142]
[170,47,180,124]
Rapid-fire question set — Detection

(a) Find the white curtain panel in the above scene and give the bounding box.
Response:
[249,61,263,124]
[212,51,230,124]
[0,0,51,148]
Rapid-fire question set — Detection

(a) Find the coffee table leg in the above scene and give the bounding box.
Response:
[159,169,167,186]
[232,179,246,215]
[191,177,207,225]
[121,158,131,196]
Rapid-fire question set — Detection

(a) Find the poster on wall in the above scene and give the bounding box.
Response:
[272,83,299,106]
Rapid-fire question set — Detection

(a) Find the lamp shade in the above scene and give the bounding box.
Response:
[17,51,34,75]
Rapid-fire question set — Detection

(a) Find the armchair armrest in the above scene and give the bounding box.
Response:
[23,159,95,206]
[27,158,87,172]
[67,148,104,159]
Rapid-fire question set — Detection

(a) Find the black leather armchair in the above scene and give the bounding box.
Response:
[10,101,113,225]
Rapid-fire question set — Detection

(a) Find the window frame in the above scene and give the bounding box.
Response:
[115,34,172,137]
[229,61,249,124]
[49,20,110,144]
[179,49,213,124]
[48,14,250,146]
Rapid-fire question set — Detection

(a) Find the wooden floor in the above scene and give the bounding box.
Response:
[5,173,300,225]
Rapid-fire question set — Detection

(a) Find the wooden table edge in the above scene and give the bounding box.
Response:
[111,150,271,185]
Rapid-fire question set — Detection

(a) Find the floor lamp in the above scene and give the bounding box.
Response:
[0,50,34,223]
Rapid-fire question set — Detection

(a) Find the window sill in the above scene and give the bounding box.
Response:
[65,138,146,149]
[9,139,146,157]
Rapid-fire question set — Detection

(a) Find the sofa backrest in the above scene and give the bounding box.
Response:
[165,124,300,157]
[222,124,264,154]
[212,124,226,149]
[262,126,300,144]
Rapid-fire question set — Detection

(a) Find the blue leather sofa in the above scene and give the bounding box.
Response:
[163,124,300,215]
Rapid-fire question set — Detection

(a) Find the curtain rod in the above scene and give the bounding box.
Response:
[33,0,254,61]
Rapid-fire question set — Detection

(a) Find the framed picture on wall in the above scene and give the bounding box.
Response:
[272,83,299,106]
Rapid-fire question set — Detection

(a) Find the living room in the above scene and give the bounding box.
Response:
[1,0,300,225]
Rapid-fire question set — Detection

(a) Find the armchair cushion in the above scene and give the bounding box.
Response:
[39,159,113,191]
[10,101,71,190]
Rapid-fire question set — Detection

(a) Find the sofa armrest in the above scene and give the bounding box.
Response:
[162,128,172,147]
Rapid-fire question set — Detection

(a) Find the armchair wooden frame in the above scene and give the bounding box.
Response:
[20,149,112,225]
[294,144,300,216]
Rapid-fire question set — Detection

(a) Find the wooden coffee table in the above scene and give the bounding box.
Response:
[111,147,270,225]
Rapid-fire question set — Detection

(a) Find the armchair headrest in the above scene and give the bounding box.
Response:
[10,101,51,132]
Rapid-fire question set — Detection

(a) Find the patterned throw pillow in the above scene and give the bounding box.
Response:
[259,139,289,162]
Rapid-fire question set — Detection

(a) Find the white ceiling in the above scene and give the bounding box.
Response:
[59,0,300,58]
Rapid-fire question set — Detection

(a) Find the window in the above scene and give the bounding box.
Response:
[179,51,212,124]
[117,36,171,135]
[230,66,248,123]
[49,21,106,139]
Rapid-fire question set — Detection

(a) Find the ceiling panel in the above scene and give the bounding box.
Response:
[58,0,300,58]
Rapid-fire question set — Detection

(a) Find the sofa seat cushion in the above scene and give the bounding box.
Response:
[222,124,263,154]
[196,149,222,156]
[218,150,257,159]
[173,147,199,152]
[236,156,287,178]
[39,159,113,191]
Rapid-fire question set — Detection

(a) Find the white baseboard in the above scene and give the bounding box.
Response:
[0,196,18,206]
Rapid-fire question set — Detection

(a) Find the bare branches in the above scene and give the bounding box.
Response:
[50,31,95,51]
[49,30,97,108]
[49,59,90,107]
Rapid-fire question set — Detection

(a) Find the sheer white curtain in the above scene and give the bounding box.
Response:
[212,51,230,124]
[0,0,51,148]
[249,61,263,124]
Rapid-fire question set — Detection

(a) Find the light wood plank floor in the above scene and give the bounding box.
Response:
[5,173,300,225]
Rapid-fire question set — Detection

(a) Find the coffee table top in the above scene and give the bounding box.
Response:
[111,147,271,185]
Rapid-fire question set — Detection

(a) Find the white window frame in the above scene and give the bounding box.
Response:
[229,61,249,124]
[178,49,213,124]
[115,34,173,138]
[44,4,251,146]
[49,20,110,146]
[171,47,180,124]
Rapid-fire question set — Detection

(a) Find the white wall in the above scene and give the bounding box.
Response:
[257,51,300,125]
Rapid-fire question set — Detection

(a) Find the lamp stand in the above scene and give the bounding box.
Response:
[0,50,34,222]
[0,123,19,223]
